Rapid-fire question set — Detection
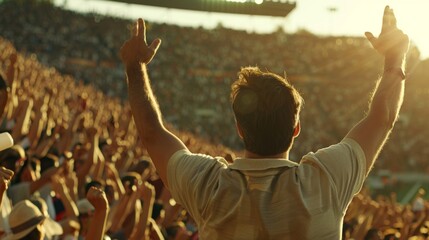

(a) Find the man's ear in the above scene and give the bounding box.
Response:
[235,121,244,140]
[293,121,301,138]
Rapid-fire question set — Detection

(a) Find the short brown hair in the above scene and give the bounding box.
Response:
[231,67,302,156]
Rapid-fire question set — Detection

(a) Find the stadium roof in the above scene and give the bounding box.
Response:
[105,0,296,17]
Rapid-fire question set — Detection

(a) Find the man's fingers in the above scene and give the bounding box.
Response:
[365,32,377,47]
[382,6,391,32]
[382,6,398,32]
[136,19,141,37]
[122,18,161,65]
[382,5,389,24]
[365,32,375,40]
[390,8,397,28]
[137,18,146,42]
[149,38,162,53]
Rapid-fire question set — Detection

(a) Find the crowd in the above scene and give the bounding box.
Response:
[1,1,428,175]
[0,0,429,239]
[343,188,429,240]
[1,1,428,174]
[0,37,225,239]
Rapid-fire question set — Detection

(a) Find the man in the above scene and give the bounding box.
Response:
[120,6,409,239]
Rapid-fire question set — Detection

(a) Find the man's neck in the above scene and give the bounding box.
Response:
[244,150,289,159]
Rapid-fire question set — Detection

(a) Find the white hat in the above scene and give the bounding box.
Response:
[4,200,45,240]
[29,197,63,238]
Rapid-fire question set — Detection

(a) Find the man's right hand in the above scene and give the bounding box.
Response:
[120,19,161,67]
[345,6,409,175]
[364,6,409,65]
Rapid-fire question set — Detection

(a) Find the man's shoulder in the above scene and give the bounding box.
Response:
[300,138,365,167]
[169,149,229,168]
[167,149,229,189]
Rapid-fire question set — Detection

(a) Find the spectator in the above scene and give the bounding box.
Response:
[29,197,63,239]
[5,200,46,240]
[85,186,109,240]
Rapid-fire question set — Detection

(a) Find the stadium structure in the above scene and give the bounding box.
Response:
[106,0,296,17]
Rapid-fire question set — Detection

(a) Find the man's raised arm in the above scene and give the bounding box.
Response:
[120,19,187,188]
[346,6,409,175]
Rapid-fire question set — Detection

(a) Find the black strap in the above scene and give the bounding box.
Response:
[10,216,44,234]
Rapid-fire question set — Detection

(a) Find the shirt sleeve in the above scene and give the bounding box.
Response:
[302,138,366,212]
[167,149,228,221]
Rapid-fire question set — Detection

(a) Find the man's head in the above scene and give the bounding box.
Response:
[231,67,303,156]
[0,145,26,173]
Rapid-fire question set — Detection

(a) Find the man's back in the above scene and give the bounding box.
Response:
[122,7,408,239]
[167,139,366,240]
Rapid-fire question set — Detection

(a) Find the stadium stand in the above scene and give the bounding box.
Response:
[0,0,426,174]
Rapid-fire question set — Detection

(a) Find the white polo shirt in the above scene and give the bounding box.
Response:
[167,138,366,240]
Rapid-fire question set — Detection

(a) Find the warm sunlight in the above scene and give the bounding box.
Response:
[393,1,429,59]
[54,0,429,59]
[2,1,429,238]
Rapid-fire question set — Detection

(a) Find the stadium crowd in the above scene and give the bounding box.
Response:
[0,36,210,239]
[1,0,428,175]
[0,0,429,239]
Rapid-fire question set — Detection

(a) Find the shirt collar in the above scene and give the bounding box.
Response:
[229,158,299,171]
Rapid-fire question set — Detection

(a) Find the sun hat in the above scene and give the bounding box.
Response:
[29,197,63,238]
[4,200,45,240]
